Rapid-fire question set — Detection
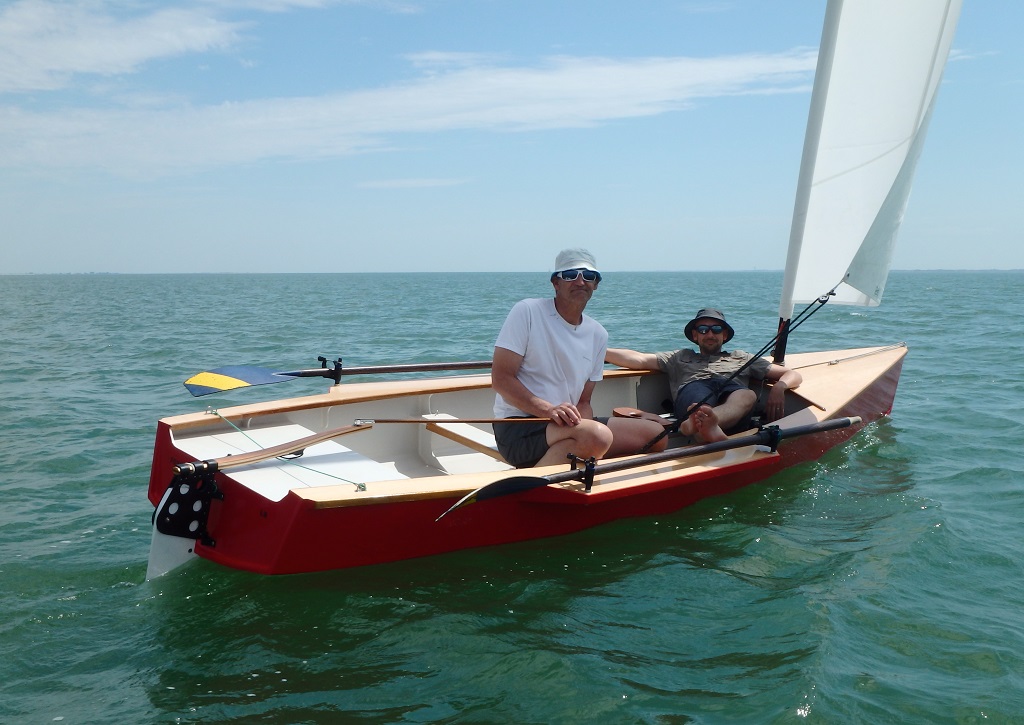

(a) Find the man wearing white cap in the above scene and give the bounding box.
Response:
[491,249,666,468]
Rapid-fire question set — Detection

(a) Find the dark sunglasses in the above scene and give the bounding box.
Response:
[695,324,725,334]
[555,268,601,282]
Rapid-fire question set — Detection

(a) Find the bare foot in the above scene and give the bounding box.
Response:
[691,404,728,443]
[678,404,698,437]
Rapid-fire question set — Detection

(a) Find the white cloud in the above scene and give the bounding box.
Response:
[0,0,242,93]
[405,51,510,71]
[207,0,422,13]
[0,50,815,176]
[0,1,817,176]
[357,177,470,189]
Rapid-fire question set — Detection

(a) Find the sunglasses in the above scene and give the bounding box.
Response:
[555,268,601,282]
[695,324,725,334]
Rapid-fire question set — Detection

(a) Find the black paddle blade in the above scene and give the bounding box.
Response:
[435,475,551,521]
[474,475,552,502]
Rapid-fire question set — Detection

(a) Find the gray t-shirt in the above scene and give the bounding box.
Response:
[654,349,771,398]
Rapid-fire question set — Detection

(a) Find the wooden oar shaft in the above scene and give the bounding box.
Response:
[171,415,549,477]
[548,416,861,484]
[356,417,547,424]
[172,423,371,476]
[436,417,861,520]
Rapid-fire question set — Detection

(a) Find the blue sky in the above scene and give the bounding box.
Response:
[1,0,1019,274]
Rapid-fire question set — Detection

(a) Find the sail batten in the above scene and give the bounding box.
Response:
[778,0,962,321]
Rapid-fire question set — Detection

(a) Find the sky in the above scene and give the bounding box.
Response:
[1,0,1020,275]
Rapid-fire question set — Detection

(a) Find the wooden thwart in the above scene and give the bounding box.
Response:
[423,415,506,462]
[425,421,505,461]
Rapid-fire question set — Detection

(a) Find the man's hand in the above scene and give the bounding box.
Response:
[546,402,582,426]
[765,382,787,421]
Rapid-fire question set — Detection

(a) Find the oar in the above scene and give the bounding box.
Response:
[436,416,860,520]
[172,423,372,477]
[353,417,547,425]
[169,413,552,481]
[183,359,493,396]
[170,415,547,477]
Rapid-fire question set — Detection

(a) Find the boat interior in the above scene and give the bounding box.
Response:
[166,364,818,504]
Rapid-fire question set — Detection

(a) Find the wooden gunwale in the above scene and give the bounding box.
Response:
[286,345,908,509]
[299,444,782,510]
[158,345,906,510]
[160,368,654,432]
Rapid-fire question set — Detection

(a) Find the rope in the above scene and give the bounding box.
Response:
[788,342,907,371]
[207,408,365,490]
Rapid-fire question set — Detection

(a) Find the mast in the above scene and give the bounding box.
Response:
[774,0,843,363]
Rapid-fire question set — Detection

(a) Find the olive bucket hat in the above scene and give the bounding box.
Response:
[684,307,735,343]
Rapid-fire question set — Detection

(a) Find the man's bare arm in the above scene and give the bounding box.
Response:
[492,346,582,425]
[605,348,659,370]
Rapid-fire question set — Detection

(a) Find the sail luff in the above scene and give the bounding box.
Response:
[777,0,844,325]
[777,0,963,318]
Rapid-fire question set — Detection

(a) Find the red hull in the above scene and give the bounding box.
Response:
[147,353,904,576]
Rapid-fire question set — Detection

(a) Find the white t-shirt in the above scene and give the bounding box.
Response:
[493,297,608,418]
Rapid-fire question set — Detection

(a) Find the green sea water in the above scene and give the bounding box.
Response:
[1,270,1022,723]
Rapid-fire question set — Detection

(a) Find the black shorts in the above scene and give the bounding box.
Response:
[493,416,611,469]
[673,376,748,420]
[493,419,550,468]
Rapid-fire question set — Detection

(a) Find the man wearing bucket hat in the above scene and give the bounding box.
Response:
[491,249,667,468]
[605,307,802,443]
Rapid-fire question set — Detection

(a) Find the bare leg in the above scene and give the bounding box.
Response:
[605,417,668,455]
[710,389,757,432]
[537,419,613,467]
[678,388,757,442]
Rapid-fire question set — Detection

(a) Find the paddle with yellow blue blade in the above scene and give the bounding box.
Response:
[183,358,493,396]
[183,365,300,396]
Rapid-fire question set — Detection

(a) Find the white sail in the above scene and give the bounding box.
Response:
[778,0,962,319]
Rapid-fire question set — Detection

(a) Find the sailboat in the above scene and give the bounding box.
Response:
[145,0,962,579]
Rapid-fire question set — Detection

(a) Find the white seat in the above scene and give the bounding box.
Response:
[420,414,512,474]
